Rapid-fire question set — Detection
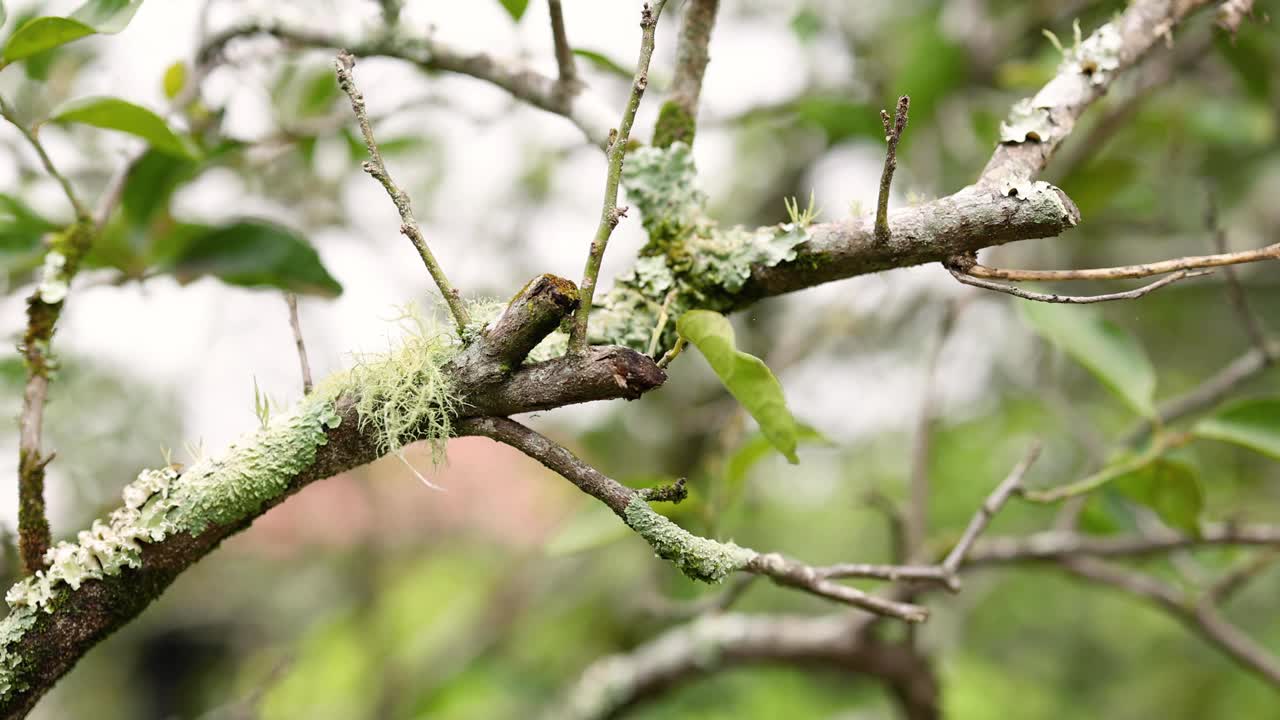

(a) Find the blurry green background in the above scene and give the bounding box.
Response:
[0,0,1278,718]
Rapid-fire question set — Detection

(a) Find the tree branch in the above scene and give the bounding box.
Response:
[653,0,719,148]
[334,51,470,331]
[961,241,1280,281]
[569,1,668,352]
[547,0,579,90]
[198,21,616,148]
[552,612,939,720]
[0,276,662,716]
[283,293,313,394]
[875,95,910,244]
[947,266,1208,304]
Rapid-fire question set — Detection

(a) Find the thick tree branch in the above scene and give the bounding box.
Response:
[0,276,662,716]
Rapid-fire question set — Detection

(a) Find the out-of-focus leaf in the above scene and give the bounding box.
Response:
[162,60,186,100]
[1194,397,1280,460]
[677,310,800,463]
[789,9,823,43]
[544,503,629,556]
[498,0,529,21]
[50,96,194,157]
[889,10,966,122]
[724,424,830,492]
[571,48,631,79]
[1,0,142,64]
[121,149,198,228]
[0,194,57,276]
[1060,156,1138,217]
[1187,99,1274,148]
[787,96,881,143]
[67,0,144,33]
[1020,303,1156,418]
[158,219,342,296]
[1213,29,1273,100]
[0,2,7,28]
[2,17,94,63]
[1113,457,1203,534]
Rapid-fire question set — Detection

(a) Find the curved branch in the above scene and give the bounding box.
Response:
[198,21,616,147]
[552,613,939,720]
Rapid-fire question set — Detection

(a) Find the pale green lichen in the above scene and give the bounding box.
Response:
[321,306,462,462]
[0,391,343,700]
[1065,20,1122,85]
[624,496,755,583]
[592,143,811,353]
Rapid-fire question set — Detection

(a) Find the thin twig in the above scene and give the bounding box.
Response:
[1203,550,1280,605]
[283,293,314,394]
[874,95,909,244]
[547,0,578,90]
[334,51,469,331]
[636,574,758,620]
[568,2,668,353]
[1207,198,1273,362]
[963,242,1280,281]
[0,97,89,220]
[948,266,1207,304]
[905,301,959,561]
[1060,557,1280,687]
[657,337,686,369]
[942,443,1042,576]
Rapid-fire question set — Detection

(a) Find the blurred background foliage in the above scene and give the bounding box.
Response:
[0,0,1278,718]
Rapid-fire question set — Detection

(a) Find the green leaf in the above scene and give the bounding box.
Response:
[0,2,7,28]
[158,219,342,297]
[67,0,144,33]
[1113,457,1203,534]
[1020,303,1156,417]
[724,424,829,491]
[2,17,94,64]
[677,310,800,463]
[2,0,142,64]
[120,149,198,229]
[0,194,57,274]
[162,60,186,101]
[544,503,630,556]
[570,48,631,80]
[1194,397,1280,460]
[498,0,529,21]
[789,9,823,43]
[50,96,193,157]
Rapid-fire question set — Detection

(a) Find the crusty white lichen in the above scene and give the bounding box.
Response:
[1065,21,1122,85]
[624,496,755,583]
[0,390,343,699]
[998,98,1053,144]
[36,251,69,304]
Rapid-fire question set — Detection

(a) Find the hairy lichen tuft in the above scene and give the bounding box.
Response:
[322,306,462,462]
[624,496,755,583]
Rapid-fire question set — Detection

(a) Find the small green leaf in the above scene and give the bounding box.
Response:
[2,0,142,64]
[2,17,95,63]
[544,503,630,556]
[0,194,57,275]
[789,9,823,43]
[677,310,800,463]
[571,48,631,79]
[120,149,198,229]
[1020,303,1156,418]
[50,96,193,157]
[1113,457,1203,534]
[159,219,342,297]
[0,2,7,28]
[162,60,186,100]
[1194,397,1280,460]
[498,0,530,21]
